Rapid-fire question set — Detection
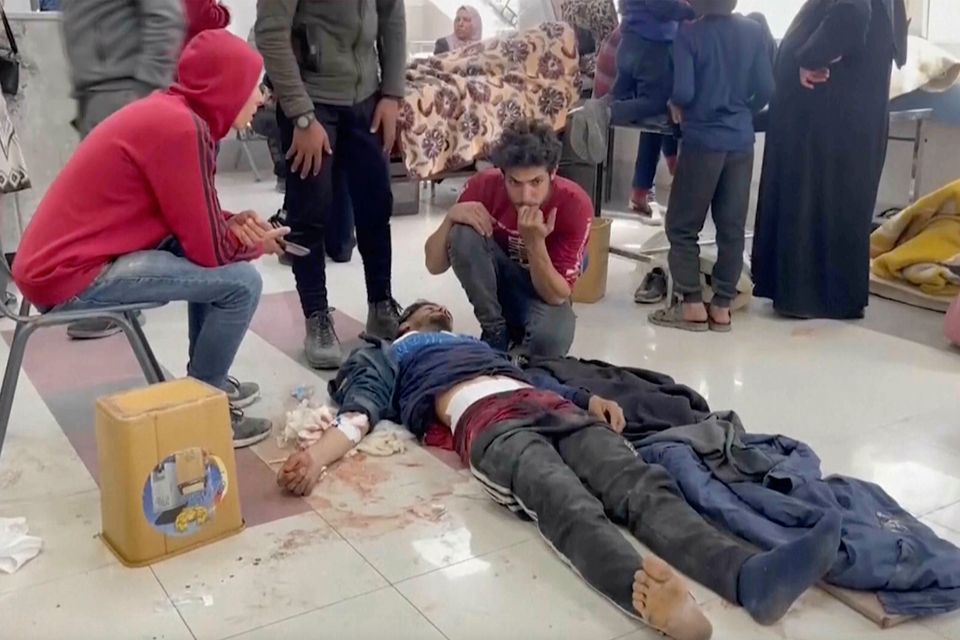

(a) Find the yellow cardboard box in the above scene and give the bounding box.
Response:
[572,217,612,304]
[95,378,244,567]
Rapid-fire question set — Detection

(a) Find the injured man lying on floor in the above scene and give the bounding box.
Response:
[277,301,845,640]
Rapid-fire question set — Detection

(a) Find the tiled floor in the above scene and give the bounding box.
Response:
[1,173,958,640]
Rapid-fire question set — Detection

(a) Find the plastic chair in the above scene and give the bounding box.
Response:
[0,253,166,460]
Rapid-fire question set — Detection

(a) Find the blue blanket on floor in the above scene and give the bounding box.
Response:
[637,415,960,616]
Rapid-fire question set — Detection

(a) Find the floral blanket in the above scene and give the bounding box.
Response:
[398,23,580,179]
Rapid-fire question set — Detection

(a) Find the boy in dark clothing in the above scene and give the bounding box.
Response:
[649,1,774,333]
[610,0,695,126]
[276,301,843,639]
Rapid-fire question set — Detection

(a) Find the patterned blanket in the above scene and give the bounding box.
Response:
[398,23,580,179]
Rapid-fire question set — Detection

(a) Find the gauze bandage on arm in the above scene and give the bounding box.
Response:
[335,413,370,445]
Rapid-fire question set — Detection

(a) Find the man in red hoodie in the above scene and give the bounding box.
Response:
[13,30,286,448]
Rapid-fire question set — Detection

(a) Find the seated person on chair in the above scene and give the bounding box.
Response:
[277,301,842,640]
[424,120,592,358]
[11,30,287,449]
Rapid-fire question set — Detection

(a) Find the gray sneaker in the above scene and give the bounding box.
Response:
[225,377,260,409]
[305,311,343,369]
[366,299,401,340]
[67,310,145,340]
[634,268,668,305]
[230,408,271,448]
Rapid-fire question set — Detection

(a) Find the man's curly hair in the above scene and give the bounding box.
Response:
[490,119,563,173]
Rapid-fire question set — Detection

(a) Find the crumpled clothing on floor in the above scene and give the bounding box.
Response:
[0,517,42,574]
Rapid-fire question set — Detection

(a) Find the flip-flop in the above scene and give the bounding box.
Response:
[707,304,733,333]
[708,317,732,333]
[648,304,708,332]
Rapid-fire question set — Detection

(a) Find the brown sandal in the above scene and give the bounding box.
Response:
[648,304,708,333]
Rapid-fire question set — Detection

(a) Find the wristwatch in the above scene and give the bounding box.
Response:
[295,112,316,129]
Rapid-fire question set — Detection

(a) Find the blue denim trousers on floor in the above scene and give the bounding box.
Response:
[56,245,263,390]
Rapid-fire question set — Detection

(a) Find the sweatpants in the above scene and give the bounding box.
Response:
[666,147,754,307]
[464,388,753,615]
[279,94,392,316]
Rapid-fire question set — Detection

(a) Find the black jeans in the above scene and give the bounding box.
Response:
[447,225,576,358]
[470,407,753,616]
[279,95,392,315]
[666,148,754,307]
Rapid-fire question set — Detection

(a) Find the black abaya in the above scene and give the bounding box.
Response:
[751,0,907,319]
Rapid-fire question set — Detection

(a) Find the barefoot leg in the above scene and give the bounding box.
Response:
[633,556,712,640]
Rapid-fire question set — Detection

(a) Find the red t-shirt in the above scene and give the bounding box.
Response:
[457,169,593,286]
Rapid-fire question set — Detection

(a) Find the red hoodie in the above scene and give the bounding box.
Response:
[184,0,231,44]
[13,30,263,308]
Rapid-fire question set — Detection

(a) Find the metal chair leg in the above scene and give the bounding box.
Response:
[241,140,264,183]
[116,313,164,385]
[0,322,35,460]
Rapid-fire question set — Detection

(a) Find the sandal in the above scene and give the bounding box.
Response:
[707,305,732,333]
[648,304,708,333]
[708,317,732,333]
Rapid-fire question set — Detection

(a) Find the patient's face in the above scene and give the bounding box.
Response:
[454,9,474,40]
[504,166,553,209]
[400,304,454,335]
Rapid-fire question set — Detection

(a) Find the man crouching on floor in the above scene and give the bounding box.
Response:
[277,301,842,639]
[424,120,593,358]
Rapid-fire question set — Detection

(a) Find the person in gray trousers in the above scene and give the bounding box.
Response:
[60,0,184,339]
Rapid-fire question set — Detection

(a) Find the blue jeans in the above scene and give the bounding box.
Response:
[447,225,576,358]
[57,246,263,390]
[634,132,678,191]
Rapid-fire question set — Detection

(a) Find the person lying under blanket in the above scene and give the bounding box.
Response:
[277,301,843,640]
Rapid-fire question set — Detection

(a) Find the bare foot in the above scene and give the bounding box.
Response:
[708,306,731,325]
[276,450,327,496]
[633,556,712,640]
[682,303,708,323]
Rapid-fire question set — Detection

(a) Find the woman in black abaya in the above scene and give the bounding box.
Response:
[751,0,907,319]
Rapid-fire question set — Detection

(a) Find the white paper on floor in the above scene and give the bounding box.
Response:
[0,517,43,574]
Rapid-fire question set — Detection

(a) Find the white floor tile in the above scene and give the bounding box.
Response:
[0,490,115,594]
[396,538,641,640]
[303,446,534,582]
[150,512,386,640]
[693,588,946,640]
[0,565,192,640]
[230,587,445,640]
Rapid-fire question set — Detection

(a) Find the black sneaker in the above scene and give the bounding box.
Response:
[305,310,343,369]
[366,299,401,340]
[67,310,145,340]
[634,268,668,305]
[230,407,271,448]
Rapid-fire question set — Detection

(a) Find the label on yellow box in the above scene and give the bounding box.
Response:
[141,449,229,537]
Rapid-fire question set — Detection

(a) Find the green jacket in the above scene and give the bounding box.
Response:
[255,0,406,117]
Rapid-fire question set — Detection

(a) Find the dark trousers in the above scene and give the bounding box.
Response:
[633,132,678,191]
[469,404,753,616]
[447,225,576,358]
[666,147,754,307]
[610,34,673,126]
[279,95,392,315]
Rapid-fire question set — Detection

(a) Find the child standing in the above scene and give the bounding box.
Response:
[648,0,774,332]
[611,0,695,222]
